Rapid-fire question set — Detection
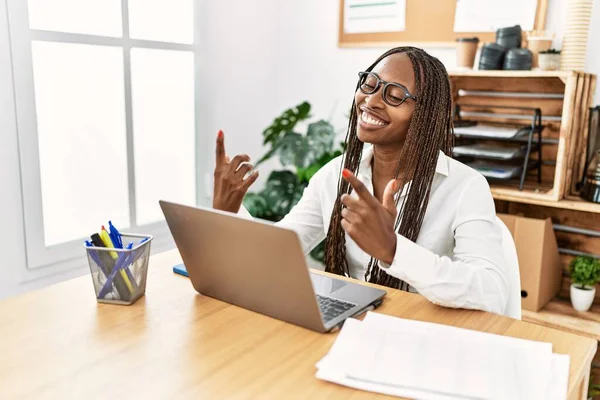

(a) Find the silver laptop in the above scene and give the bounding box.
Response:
[159,201,386,333]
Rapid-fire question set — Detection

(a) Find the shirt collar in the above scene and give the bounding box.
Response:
[358,146,449,179]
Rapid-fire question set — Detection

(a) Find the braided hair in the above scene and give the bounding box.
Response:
[324,47,454,290]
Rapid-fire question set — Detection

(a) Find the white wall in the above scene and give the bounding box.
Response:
[196,0,282,202]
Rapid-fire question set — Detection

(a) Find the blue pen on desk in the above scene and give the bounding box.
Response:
[98,243,134,299]
[108,221,122,249]
[85,241,108,277]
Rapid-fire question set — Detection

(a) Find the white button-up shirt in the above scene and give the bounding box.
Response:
[243,146,509,315]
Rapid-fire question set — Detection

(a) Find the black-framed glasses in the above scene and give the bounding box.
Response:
[357,71,417,107]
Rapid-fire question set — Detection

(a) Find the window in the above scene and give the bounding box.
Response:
[7,0,199,274]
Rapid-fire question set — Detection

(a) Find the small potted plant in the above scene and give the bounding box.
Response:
[569,256,600,312]
[538,49,561,71]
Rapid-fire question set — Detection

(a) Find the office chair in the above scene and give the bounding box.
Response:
[496,216,522,320]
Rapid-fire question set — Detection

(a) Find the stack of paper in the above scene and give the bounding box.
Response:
[454,144,526,160]
[467,160,523,180]
[316,312,570,400]
[454,124,528,139]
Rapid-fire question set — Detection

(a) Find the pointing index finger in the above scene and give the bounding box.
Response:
[216,130,227,165]
[342,169,378,206]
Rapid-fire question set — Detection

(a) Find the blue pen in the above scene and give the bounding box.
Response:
[108,221,123,249]
[85,241,108,276]
[98,243,134,299]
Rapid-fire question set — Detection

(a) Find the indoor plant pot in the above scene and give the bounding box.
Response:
[568,256,600,312]
[570,283,596,312]
[538,49,561,71]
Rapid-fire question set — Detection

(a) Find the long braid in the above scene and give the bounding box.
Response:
[324,47,454,290]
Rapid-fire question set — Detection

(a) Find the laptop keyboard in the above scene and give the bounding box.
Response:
[316,294,356,322]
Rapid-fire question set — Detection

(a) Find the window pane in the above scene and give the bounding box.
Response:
[32,41,130,246]
[131,48,195,225]
[27,0,122,37]
[128,0,193,44]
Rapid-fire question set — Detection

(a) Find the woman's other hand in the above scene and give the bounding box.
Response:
[212,130,259,213]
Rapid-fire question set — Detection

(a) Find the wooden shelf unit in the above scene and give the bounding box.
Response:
[449,70,574,79]
[461,72,600,393]
[493,193,600,213]
[522,299,600,342]
[449,71,596,202]
[495,198,600,306]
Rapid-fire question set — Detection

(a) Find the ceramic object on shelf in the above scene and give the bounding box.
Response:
[561,0,593,71]
[538,53,561,71]
[570,284,596,311]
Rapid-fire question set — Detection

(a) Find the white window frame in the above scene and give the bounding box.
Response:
[6,0,204,278]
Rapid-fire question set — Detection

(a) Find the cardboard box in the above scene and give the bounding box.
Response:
[497,214,562,312]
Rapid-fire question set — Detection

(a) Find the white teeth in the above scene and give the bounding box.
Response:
[361,111,387,126]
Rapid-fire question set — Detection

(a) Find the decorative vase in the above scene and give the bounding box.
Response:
[570,283,596,311]
[561,0,593,71]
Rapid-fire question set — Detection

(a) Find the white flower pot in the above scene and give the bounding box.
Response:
[570,284,596,312]
[538,53,561,71]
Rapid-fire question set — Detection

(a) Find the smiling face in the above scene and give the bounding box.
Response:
[355,52,417,148]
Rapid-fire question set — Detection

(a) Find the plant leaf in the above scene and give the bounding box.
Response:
[306,120,335,153]
[309,240,326,263]
[298,149,343,183]
[242,193,268,218]
[274,132,308,167]
[255,147,277,168]
[569,256,600,287]
[262,101,312,147]
[261,170,307,221]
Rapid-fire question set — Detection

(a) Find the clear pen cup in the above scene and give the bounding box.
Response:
[85,234,153,305]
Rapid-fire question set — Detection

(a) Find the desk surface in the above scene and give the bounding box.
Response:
[0,250,597,399]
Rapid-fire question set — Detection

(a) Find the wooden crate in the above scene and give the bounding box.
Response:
[449,71,596,202]
[495,200,600,303]
[564,73,597,199]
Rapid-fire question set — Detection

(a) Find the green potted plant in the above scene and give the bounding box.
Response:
[243,101,343,263]
[569,256,600,312]
[538,48,561,71]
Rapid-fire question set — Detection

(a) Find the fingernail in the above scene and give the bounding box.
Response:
[342,169,352,178]
[217,130,223,139]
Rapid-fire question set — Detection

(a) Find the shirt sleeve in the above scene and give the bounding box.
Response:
[380,174,509,315]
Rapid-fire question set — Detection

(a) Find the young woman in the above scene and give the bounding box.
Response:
[212,47,509,315]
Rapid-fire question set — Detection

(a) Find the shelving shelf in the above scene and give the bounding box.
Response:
[522,299,600,342]
[493,193,600,214]
[450,70,596,201]
[448,70,573,80]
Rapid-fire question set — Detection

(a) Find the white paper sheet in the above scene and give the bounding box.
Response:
[344,0,406,34]
[453,124,526,139]
[454,0,537,32]
[316,312,569,400]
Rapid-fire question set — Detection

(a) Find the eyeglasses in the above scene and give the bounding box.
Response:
[357,71,417,107]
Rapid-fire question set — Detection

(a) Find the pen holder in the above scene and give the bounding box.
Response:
[85,234,153,305]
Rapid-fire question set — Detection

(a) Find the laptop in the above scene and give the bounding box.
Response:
[159,201,386,333]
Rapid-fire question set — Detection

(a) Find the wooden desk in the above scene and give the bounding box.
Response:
[0,250,597,400]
